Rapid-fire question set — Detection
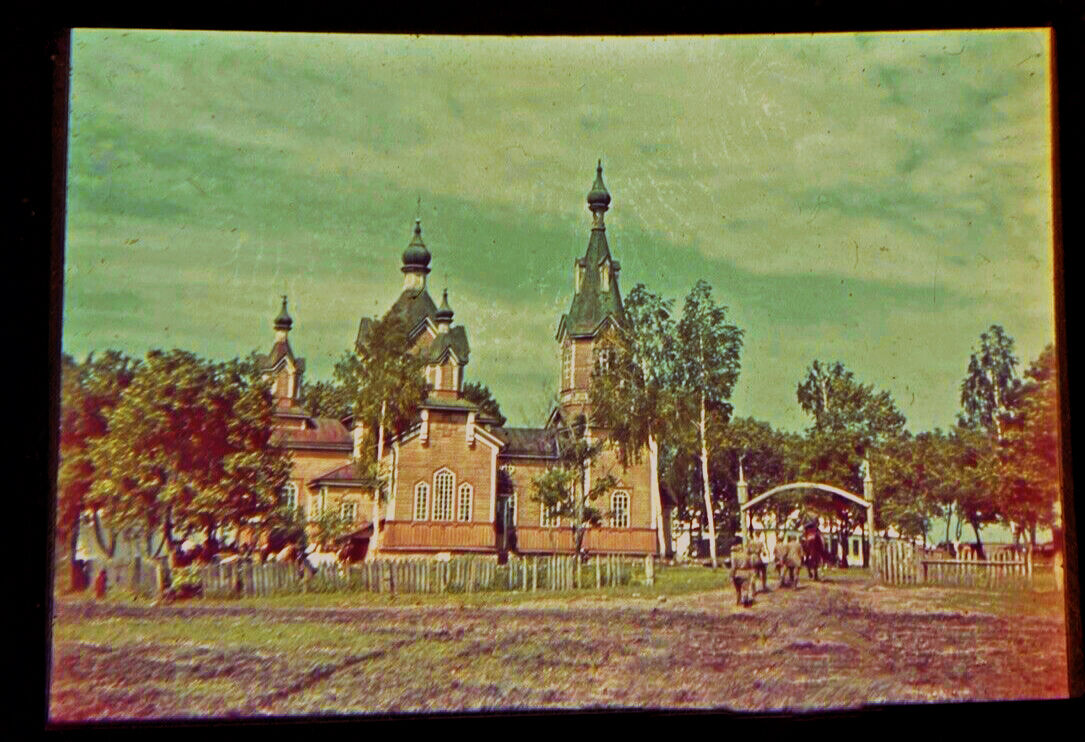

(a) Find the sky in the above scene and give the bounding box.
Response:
[62,30,1057,434]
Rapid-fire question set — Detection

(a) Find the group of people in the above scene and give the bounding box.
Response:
[728,521,829,607]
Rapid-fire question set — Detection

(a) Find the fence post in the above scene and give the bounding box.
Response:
[645,554,655,586]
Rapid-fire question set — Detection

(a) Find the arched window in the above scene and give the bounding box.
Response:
[433,469,455,521]
[280,483,298,511]
[562,343,573,390]
[611,491,630,528]
[414,482,430,521]
[458,483,473,521]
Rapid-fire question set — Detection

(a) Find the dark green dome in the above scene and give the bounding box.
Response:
[274,295,293,331]
[586,160,611,210]
[436,288,454,321]
[402,219,431,271]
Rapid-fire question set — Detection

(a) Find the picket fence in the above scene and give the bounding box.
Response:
[874,540,1033,589]
[83,553,654,599]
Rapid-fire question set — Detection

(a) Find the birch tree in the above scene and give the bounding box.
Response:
[674,280,744,567]
[588,283,677,555]
[337,314,430,552]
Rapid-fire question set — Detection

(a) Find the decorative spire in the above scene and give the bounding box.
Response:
[587,159,611,214]
[274,295,293,332]
[436,288,454,320]
[401,218,432,274]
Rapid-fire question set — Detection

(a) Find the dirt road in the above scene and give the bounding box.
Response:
[50,576,1069,718]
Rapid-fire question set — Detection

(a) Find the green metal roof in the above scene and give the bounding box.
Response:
[427,326,470,364]
[559,227,626,339]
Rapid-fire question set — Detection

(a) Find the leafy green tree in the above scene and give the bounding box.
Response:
[711,417,804,538]
[462,381,507,427]
[298,378,353,420]
[947,425,1001,555]
[57,351,139,574]
[959,324,1020,441]
[674,280,744,568]
[338,313,431,552]
[531,416,618,559]
[589,283,678,555]
[998,345,1060,545]
[88,350,291,558]
[309,505,360,550]
[795,360,907,564]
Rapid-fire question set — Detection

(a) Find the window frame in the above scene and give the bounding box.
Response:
[413,482,430,521]
[610,490,630,529]
[433,468,455,521]
[457,483,473,522]
[340,500,357,523]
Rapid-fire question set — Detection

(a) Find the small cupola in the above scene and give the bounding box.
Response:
[274,295,293,340]
[586,160,611,227]
[402,219,432,273]
[435,288,454,333]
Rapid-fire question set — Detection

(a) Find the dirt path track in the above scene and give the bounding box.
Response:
[50,578,1068,718]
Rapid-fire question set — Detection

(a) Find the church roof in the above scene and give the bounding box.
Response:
[309,462,378,487]
[558,229,626,339]
[270,417,352,450]
[356,288,439,348]
[558,164,627,339]
[420,395,480,412]
[493,427,559,458]
[257,339,306,375]
[427,325,470,364]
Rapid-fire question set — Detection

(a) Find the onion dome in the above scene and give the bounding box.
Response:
[586,160,611,211]
[436,288,454,323]
[274,295,293,331]
[401,218,432,273]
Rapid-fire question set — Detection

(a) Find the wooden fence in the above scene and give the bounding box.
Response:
[84,554,654,599]
[874,540,1033,588]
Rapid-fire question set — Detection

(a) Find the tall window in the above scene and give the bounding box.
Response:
[281,483,298,510]
[433,470,455,521]
[414,482,430,521]
[457,483,473,521]
[562,343,573,390]
[341,501,357,522]
[507,492,517,527]
[595,347,612,374]
[611,491,630,528]
[541,504,560,528]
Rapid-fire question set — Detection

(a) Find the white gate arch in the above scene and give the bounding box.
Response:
[735,459,877,564]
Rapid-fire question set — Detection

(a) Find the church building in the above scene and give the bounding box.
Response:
[262,164,669,559]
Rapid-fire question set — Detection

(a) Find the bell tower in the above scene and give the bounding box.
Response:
[555,161,626,425]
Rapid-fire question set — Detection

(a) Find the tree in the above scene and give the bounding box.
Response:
[998,345,1060,545]
[57,351,139,575]
[338,314,431,552]
[674,280,744,567]
[531,416,618,559]
[795,360,907,564]
[946,425,1001,556]
[298,378,352,420]
[589,283,677,555]
[462,381,507,427]
[959,325,1020,441]
[711,417,804,539]
[88,350,291,559]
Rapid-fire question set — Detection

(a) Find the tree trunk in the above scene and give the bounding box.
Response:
[92,510,116,558]
[699,395,718,568]
[970,518,985,560]
[372,400,387,555]
[647,433,666,557]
